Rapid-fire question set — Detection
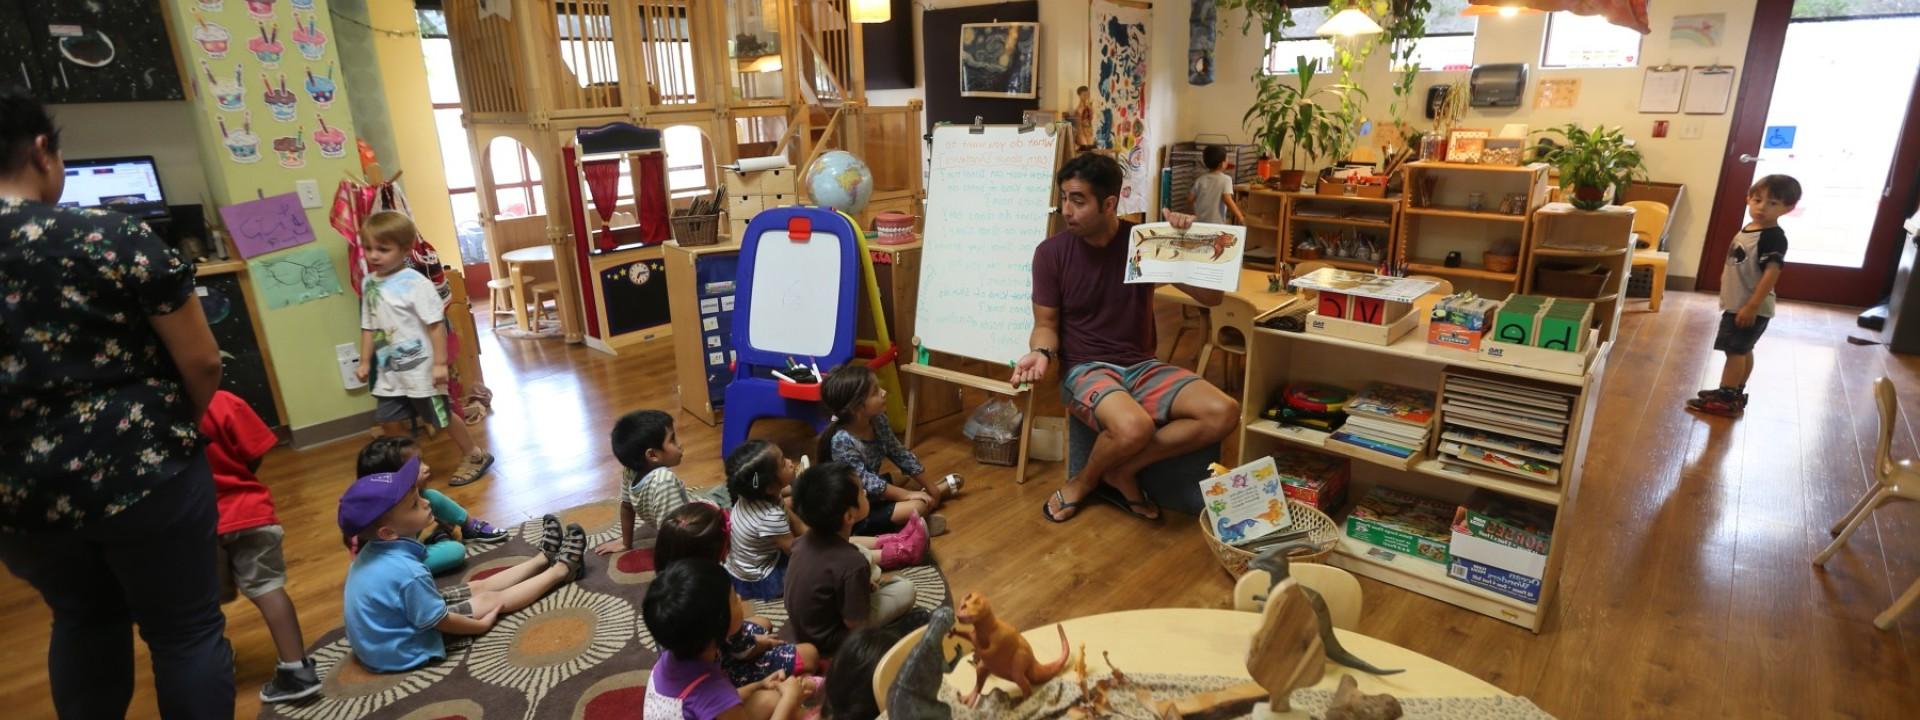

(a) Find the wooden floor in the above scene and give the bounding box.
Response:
[6,290,1920,718]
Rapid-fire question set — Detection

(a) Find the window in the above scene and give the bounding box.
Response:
[419,13,488,263]
[1392,1,1477,72]
[663,126,714,198]
[485,137,544,219]
[1542,11,1642,69]
[1264,7,1334,75]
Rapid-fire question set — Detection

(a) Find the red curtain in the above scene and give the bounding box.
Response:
[582,158,622,251]
[637,152,671,245]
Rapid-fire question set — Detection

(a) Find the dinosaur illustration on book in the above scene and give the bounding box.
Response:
[1217,515,1260,543]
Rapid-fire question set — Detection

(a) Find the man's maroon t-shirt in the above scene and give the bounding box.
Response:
[1032,221,1155,369]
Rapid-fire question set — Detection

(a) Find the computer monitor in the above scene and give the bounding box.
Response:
[57,156,169,220]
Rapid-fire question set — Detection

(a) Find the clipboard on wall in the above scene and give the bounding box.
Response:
[1639,65,1686,114]
[1683,65,1736,115]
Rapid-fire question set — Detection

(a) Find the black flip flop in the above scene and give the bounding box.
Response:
[1092,484,1162,522]
[1041,490,1083,524]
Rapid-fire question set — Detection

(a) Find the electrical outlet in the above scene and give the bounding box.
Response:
[296,179,322,208]
[1679,122,1703,140]
[336,342,365,390]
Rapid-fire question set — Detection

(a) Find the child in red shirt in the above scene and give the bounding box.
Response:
[201,390,321,703]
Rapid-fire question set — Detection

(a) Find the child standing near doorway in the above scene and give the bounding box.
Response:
[1689,174,1801,417]
[1189,145,1244,226]
[356,211,495,485]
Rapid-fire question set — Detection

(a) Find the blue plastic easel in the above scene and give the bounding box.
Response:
[721,207,860,456]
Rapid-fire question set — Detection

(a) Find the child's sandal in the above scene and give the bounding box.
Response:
[558,524,588,581]
[539,514,564,561]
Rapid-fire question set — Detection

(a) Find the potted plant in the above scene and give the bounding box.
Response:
[1242,55,1362,191]
[1534,123,1647,210]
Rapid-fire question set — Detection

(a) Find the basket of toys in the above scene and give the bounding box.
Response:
[972,436,1019,466]
[670,212,721,247]
[1199,499,1340,579]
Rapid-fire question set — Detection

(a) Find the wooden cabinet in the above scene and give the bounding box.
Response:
[1280,192,1402,272]
[1397,162,1551,297]
[664,241,743,426]
[1523,203,1635,344]
[13,0,184,103]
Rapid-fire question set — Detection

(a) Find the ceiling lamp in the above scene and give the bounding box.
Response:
[1315,8,1384,37]
[1462,3,1544,17]
[851,0,891,24]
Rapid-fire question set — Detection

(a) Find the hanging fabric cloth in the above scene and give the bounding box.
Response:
[637,152,671,245]
[583,158,622,251]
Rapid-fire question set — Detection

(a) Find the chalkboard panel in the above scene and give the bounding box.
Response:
[600,258,671,337]
[196,272,281,429]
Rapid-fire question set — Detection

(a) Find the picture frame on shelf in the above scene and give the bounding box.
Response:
[1445,129,1490,164]
[1483,137,1526,167]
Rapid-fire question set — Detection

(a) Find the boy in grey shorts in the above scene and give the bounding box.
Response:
[201,390,321,702]
[1688,174,1800,417]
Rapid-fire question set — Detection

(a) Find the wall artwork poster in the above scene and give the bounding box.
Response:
[958,22,1038,99]
[1091,0,1153,216]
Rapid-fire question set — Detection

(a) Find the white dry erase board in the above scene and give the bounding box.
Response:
[746,227,844,358]
[915,124,1065,365]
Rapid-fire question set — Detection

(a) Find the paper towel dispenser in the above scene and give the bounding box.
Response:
[1470,63,1528,108]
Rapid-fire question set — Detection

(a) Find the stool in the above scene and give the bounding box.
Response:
[486,278,516,328]
[1065,416,1218,516]
[1631,249,1669,312]
[528,281,560,325]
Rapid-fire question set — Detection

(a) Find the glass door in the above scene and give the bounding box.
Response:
[1699,1,1920,306]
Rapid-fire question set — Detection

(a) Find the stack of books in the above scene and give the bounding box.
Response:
[1434,368,1575,484]
[1199,457,1312,551]
[1328,382,1436,466]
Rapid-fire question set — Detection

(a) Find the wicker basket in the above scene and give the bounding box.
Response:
[972,435,1019,466]
[670,213,721,247]
[1200,499,1341,579]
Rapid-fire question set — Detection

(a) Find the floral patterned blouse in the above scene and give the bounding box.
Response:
[1,197,200,532]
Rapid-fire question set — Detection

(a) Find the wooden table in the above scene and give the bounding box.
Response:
[500,245,555,332]
[1154,267,1299,315]
[943,608,1503,715]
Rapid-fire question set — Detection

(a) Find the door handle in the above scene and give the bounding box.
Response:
[1738,153,1759,164]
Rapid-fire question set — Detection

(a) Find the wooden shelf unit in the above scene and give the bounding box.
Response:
[1234,185,1287,269]
[1236,322,1608,632]
[1523,203,1636,345]
[1397,162,1551,297]
[1281,192,1403,271]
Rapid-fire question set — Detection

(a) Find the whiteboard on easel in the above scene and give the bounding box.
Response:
[916,124,1065,365]
[746,225,844,357]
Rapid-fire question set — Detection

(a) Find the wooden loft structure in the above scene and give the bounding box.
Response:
[443,0,925,345]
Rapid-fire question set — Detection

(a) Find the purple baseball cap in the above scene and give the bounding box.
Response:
[338,456,422,539]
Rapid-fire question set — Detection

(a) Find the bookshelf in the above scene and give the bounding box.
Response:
[1235,185,1287,269]
[1396,162,1552,297]
[1523,203,1636,345]
[1281,192,1403,273]
[1237,320,1608,632]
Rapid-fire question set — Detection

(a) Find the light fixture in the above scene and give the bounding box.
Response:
[1462,3,1543,17]
[1315,8,1384,37]
[851,0,890,24]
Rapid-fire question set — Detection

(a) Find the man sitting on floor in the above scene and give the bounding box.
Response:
[1011,153,1241,523]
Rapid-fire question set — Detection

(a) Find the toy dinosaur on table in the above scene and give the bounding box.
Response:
[951,591,1073,707]
[887,607,963,720]
[1248,544,1403,677]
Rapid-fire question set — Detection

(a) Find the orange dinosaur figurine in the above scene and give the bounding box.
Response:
[951,591,1072,707]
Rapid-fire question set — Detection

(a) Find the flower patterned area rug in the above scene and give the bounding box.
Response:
[260,500,953,720]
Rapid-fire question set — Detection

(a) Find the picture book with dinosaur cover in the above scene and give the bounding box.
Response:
[1199,455,1293,547]
[1123,222,1247,291]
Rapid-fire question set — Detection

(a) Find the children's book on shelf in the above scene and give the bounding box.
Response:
[1289,268,1440,304]
[1437,368,1576,483]
[1123,222,1247,291]
[1448,490,1555,603]
[1345,487,1453,564]
[1346,383,1437,426]
[1199,456,1293,547]
[1271,448,1350,511]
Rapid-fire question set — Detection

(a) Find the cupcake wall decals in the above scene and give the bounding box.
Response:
[246,0,276,22]
[314,116,346,158]
[221,111,262,164]
[305,64,335,108]
[291,0,314,9]
[202,60,245,112]
[198,0,225,11]
[192,14,230,59]
[263,73,297,122]
[274,129,307,169]
[249,24,282,68]
[293,14,327,60]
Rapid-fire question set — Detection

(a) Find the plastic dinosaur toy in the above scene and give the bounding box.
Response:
[951,591,1072,707]
[886,607,963,720]
[1217,515,1259,543]
[1248,544,1403,677]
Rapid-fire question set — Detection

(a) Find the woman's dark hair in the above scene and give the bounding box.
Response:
[793,462,861,536]
[654,502,726,568]
[641,561,734,659]
[815,363,878,463]
[726,438,784,504]
[1056,152,1124,204]
[1202,145,1228,172]
[611,409,674,473]
[823,627,902,720]
[1,92,59,176]
[356,436,419,477]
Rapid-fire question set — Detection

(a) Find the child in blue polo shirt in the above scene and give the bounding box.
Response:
[337,457,588,672]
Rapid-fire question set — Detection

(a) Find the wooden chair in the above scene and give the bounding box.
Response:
[1286,260,1335,305]
[1164,304,1210,365]
[1406,275,1455,322]
[1623,200,1671,312]
[528,281,560,325]
[1815,376,1920,629]
[1196,294,1260,394]
[1231,562,1364,631]
[486,278,516,328]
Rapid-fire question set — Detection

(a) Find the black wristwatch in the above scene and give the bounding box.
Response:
[1031,347,1054,362]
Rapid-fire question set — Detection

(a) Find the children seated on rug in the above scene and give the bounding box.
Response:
[596,409,696,556]
[816,365,949,536]
[643,561,818,720]
[201,389,321,703]
[726,440,928,603]
[654,503,822,688]
[338,457,586,673]
[819,627,899,720]
[786,462,926,656]
[356,436,509,575]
